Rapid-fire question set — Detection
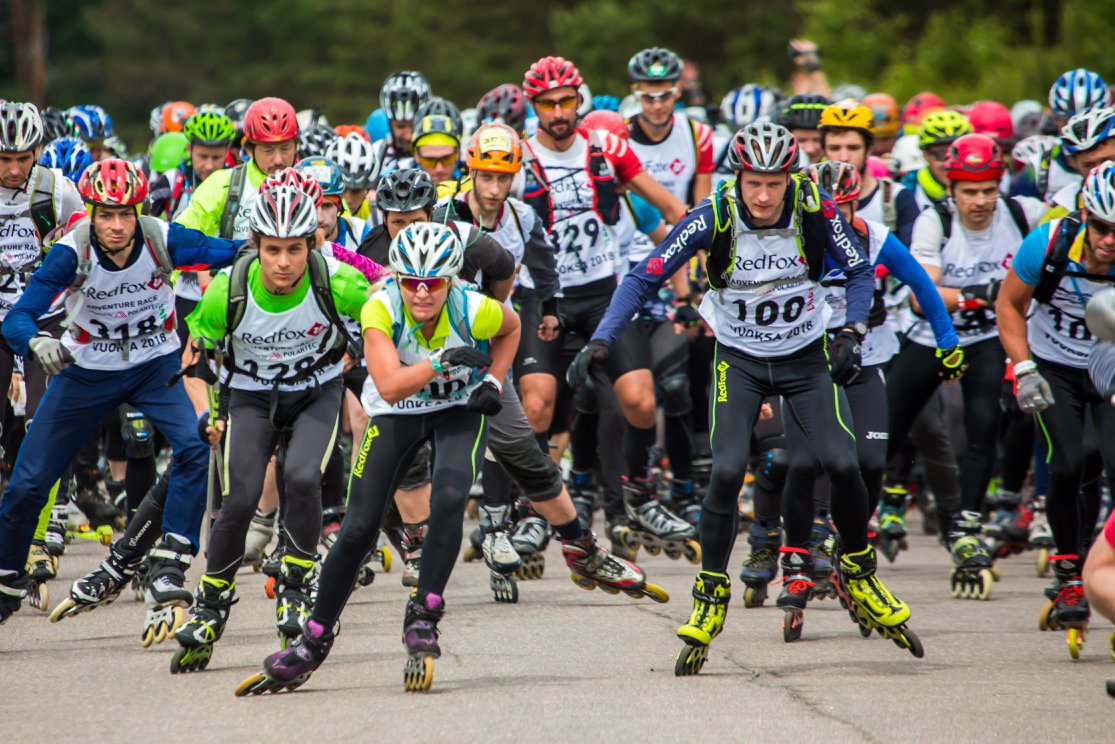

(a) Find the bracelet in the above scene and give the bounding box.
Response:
[1013,359,1037,377]
[430,349,447,378]
[483,373,503,394]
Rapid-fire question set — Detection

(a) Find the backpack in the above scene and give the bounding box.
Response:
[381,278,478,349]
[521,129,621,231]
[1032,210,1115,303]
[29,167,59,246]
[704,174,831,290]
[218,163,249,239]
[932,197,1031,243]
[223,249,357,381]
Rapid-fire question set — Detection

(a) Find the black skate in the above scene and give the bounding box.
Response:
[947,511,993,601]
[50,540,141,622]
[172,576,237,674]
[776,547,814,643]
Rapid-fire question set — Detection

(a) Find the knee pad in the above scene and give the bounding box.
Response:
[657,372,692,417]
[753,447,789,493]
[120,406,155,459]
[572,377,598,415]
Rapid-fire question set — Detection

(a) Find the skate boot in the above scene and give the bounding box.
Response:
[510,508,549,580]
[244,509,276,569]
[877,486,908,563]
[675,571,730,676]
[567,470,598,531]
[668,479,702,527]
[275,555,316,648]
[616,477,700,563]
[402,591,444,692]
[739,521,779,607]
[74,486,122,530]
[562,532,668,602]
[983,490,1031,558]
[319,507,343,551]
[1029,495,1054,577]
[260,533,285,598]
[808,518,837,600]
[236,618,335,696]
[44,502,68,561]
[836,546,923,657]
[478,504,520,603]
[947,511,994,600]
[776,547,814,642]
[171,575,236,673]
[50,539,142,622]
[394,522,426,588]
[143,535,193,647]
[1038,554,1090,659]
[0,570,32,624]
[131,557,148,602]
[25,540,54,611]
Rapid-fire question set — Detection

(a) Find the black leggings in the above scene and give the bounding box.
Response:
[700,340,869,571]
[311,406,487,626]
[1033,357,1115,556]
[887,338,1005,512]
[784,364,888,548]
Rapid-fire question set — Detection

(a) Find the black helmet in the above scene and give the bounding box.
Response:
[477,84,528,133]
[627,47,683,83]
[376,168,436,213]
[297,124,339,160]
[40,106,73,142]
[413,97,463,138]
[777,94,830,131]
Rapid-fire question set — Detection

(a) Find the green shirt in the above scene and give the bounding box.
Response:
[174,159,268,237]
[186,258,371,345]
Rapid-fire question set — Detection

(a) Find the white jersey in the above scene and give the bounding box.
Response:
[334,216,365,253]
[699,207,828,357]
[225,256,347,392]
[824,218,899,366]
[628,113,707,204]
[59,222,179,370]
[857,178,905,227]
[360,285,490,417]
[0,166,83,319]
[1049,181,1081,214]
[907,197,1043,347]
[528,134,617,288]
[1044,157,1081,202]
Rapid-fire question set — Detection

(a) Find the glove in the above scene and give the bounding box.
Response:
[439,347,493,371]
[827,330,862,386]
[28,332,74,376]
[934,345,967,381]
[672,302,702,329]
[467,375,503,416]
[197,412,214,445]
[1014,360,1054,414]
[959,279,1001,306]
[566,340,611,389]
[867,287,888,328]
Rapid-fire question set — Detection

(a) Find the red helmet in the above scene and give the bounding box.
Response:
[522,56,583,99]
[944,133,1005,182]
[260,167,323,207]
[244,97,298,143]
[78,158,148,207]
[967,100,1014,143]
[580,110,629,141]
[903,92,946,126]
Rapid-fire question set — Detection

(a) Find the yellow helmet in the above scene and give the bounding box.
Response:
[819,100,874,134]
[918,109,973,147]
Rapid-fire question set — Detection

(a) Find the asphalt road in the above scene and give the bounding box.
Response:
[3,509,1113,743]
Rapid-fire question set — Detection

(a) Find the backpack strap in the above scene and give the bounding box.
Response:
[305,250,358,357]
[1004,196,1031,238]
[136,215,174,283]
[934,200,953,243]
[879,177,897,232]
[30,167,59,247]
[1033,211,1115,302]
[218,164,249,239]
[1037,151,1052,199]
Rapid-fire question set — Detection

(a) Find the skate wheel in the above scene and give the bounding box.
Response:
[1035,549,1049,578]
[644,542,662,557]
[170,644,213,674]
[1038,602,1055,632]
[901,628,925,658]
[989,565,1001,582]
[404,655,434,692]
[462,545,481,563]
[641,583,670,603]
[974,569,993,601]
[674,643,708,677]
[142,624,156,648]
[570,573,596,592]
[97,526,113,545]
[683,541,701,564]
[235,673,269,697]
[490,574,518,604]
[1109,631,1115,663]
[664,546,681,560]
[264,576,276,600]
[379,546,392,573]
[1068,627,1086,660]
[782,610,803,643]
[743,585,766,609]
[51,556,59,572]
[1108,680,1115,698]
[252,564,261,573]
[27,583,48,612]
[48,598,76,623]
[598,584,621,595]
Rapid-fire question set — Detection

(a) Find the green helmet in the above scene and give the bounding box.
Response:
[149,131,189,173]
[182,111,236,146]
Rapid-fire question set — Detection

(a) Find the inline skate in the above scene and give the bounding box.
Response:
[510,505,549,580]
[0,570,31,624]
[776,547,814,642]
[25,540,53,611]
[983,490,1031,559]
[1029,495,1054,576]
[244,508,276,569]
[478,504,521,603]
[562,532,668,602]
[675,571,730,676]
[947,511,994,600]
[403,591,444,692]
[832,545,923,657]
[171,575,236,673]
[809,517,837,600]
[567,470,598,531]
[739,520,779,607]
[143,535,193,648]
[50,540,141,622]
[614,478,700,563]
[235,618,334,696]
[1038,554,1089,659]
[275,555,316,647]
[877,485,908,563]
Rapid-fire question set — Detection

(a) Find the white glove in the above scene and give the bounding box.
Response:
[1014,360,1054,414]
[28,333,74,376]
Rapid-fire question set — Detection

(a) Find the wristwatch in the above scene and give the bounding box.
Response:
[843,322,868,340]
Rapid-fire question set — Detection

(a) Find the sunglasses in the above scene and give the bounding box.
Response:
[532,96,578,112]
[634,87,679,103]
[398,275,449,293]
[1088,216,1115,239]
[924,146,949,162]
[415,153,458,169]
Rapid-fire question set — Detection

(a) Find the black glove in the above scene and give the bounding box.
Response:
[867,287,888,328]
[827,330,862,386]
[935,345,967,382]
[440,346,493,370]
[197,412,213,445]
[467,379,503,416]
[673,302,702,328]
[566,340,611,388]
[959,278,1001,306]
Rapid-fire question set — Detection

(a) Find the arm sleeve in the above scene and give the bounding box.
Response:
[817,198,873,325]
[598,132,644,184]
[879,233,958,349]
[591,202,714,344]
[695,123,715,174]
[166,222,240,271]
[172,171,226,235]
[519,209,560,302]
[909,208,946,268]
[629,193,664,235]
[894,188,920,247]
[471,296,505,340]
[329,262,372,321]
[184,271,230,346]
[328,243,387,283]
[467,232,516,283]
[1011,223,1054,286]
[2,244,79,356]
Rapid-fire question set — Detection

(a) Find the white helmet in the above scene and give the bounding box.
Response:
[0,102,44,152]
[887,133,927,176]
[325,133,384,190]
[576,82,594,120]
[1082,161,1115,223]
[725,120,799,173]
[249,184,318,238]
[720,84,778,129]
[617,94,641,121]
[1011,134,1057,169]
[380,71,432,122]
[1060,106,1115,155]
[388,222,463,278]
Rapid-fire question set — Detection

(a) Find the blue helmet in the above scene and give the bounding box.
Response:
[295,156,346,196]
[1049,69,1109,120]
[67,104,114,143]
[592,94,621,113]
[720,84,779,129]
[40,136,93,183]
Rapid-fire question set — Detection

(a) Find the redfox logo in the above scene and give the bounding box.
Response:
[352,424,380,478]
[716,360,729,402]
